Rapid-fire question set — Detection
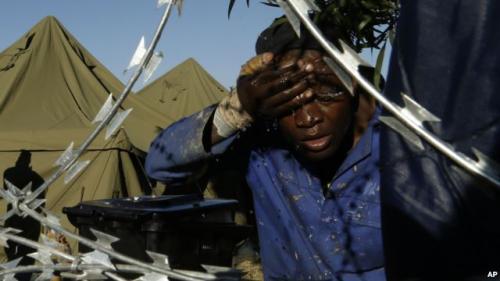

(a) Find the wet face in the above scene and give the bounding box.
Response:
[276,50,355,162]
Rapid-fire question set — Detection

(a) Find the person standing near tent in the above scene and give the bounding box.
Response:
[146,19,384,280]
[3,150,45,281]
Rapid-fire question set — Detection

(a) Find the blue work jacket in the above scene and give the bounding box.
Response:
[145,106,385,281]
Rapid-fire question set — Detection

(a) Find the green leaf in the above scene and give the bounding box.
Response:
[360,0,378,10]
[228,0,236,19]
[248,0,400,52]
[388,26,396,45]
[261,1,279,7]
[374,40,387,91]
[358,15,372,31]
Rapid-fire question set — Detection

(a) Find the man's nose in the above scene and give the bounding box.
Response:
[294,103,322,128]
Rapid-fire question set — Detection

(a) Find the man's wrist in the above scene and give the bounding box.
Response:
[213,89,253,138]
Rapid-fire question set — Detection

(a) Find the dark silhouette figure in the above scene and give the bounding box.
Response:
[3,150,45,281]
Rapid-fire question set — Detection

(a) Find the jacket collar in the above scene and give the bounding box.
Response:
[333,110,380,180]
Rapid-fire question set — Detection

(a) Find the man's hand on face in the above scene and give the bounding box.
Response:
[237,51,315,120]
[297,50,346,89]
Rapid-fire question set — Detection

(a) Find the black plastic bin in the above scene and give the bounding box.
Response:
[63,194,252,272]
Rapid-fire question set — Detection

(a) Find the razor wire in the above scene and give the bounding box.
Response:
[273,0,500,187]
[0,1,238,280]
[3,0,497,280]
[0,225,234,281]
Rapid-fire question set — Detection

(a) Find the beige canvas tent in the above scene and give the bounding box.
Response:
[0,16,173,153]
[0,16,228,152]
[135,58,227,120]
[0,128,145,211]
[0,15,162,204]
[0,16,155,257]
[0,128,145,258]
[0,16,231,257]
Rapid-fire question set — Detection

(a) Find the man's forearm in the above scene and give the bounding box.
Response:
[209,90,253,145]
[145,105,231,184]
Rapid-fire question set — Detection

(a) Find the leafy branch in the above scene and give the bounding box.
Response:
[227,0,399,52]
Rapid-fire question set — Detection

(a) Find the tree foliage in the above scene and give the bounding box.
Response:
[228,0,399,52]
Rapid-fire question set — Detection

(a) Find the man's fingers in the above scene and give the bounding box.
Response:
[265,80,309,107]
[268,69,311,95]
[240,52,274,77]
[244,65,301,95]
[277,49,302,70]
[273,89,315,117]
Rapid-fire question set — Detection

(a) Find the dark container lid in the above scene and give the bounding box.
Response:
[63,194,238,222]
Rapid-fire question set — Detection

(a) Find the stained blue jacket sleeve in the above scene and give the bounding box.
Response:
[145,105,237,186]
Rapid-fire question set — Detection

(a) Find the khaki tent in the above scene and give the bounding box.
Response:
[0,128,144,259]
[0,16,230,256]
[135,58,227,120]
[0,16,228,152]
[0,15,160,202]
[0,128,144,212]
[0,16,155,257]
[0,16,172,152]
